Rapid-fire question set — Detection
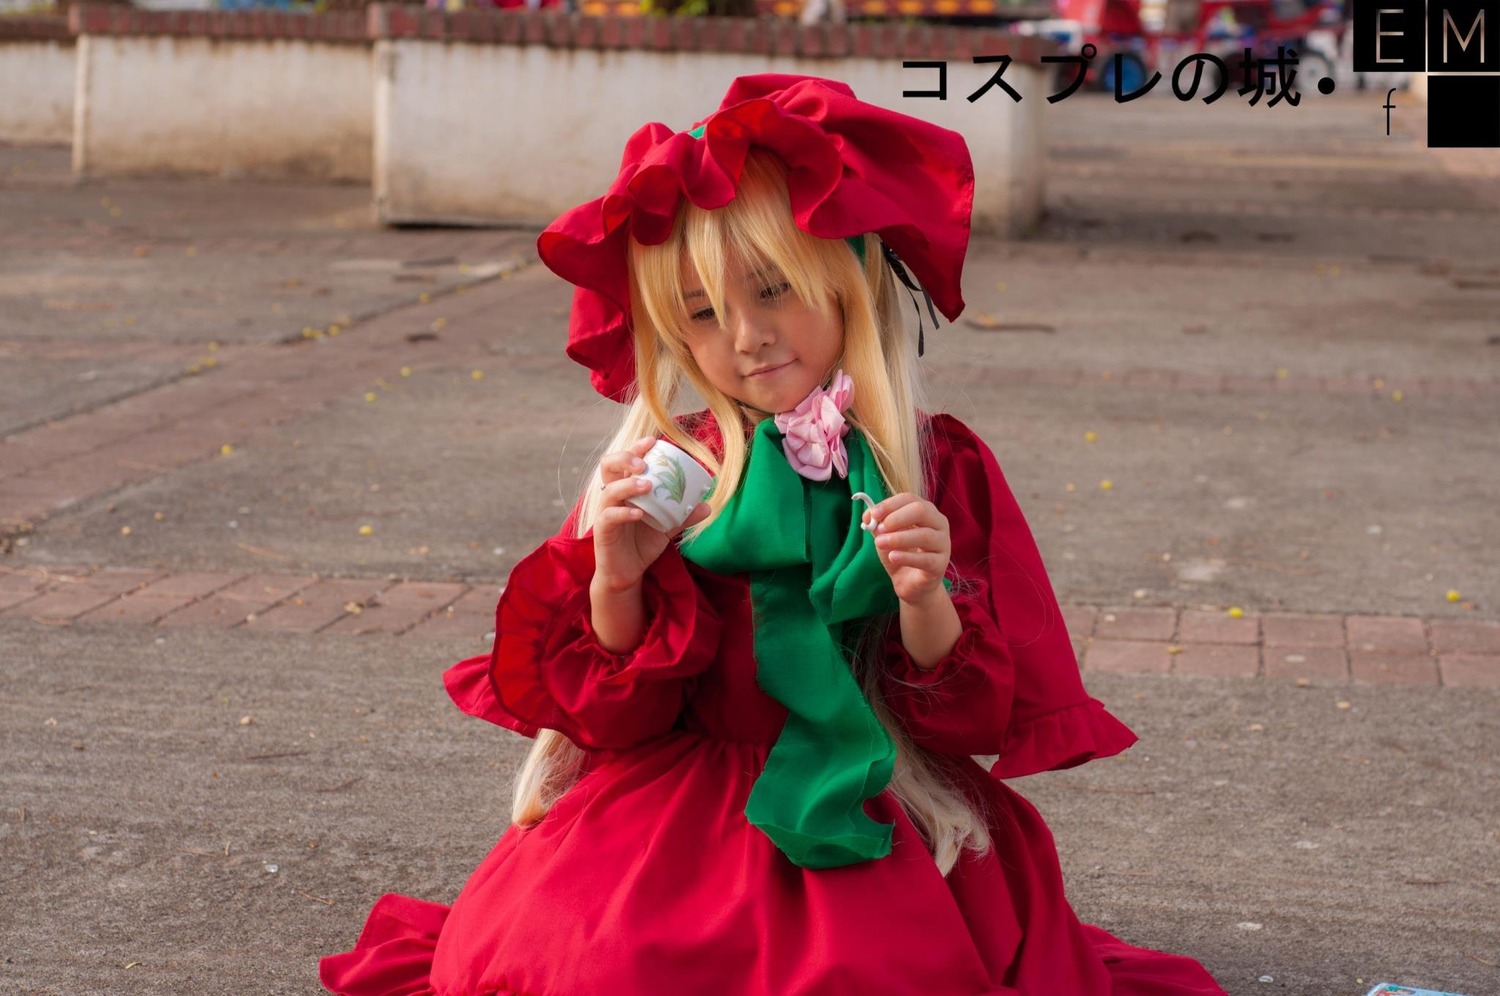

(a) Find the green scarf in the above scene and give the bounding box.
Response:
[679,417,899,869]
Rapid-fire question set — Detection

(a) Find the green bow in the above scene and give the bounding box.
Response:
[680,418,898,868]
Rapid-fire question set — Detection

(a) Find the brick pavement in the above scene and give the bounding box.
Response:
[4,336,1491,538]
[0,259,528,535]
[2,561,1496,689]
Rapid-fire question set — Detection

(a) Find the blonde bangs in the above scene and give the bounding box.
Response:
[631,152,852,361]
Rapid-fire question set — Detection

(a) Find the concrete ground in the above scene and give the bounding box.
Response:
[1,87,1497,995]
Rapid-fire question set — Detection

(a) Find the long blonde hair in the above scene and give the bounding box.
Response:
[511,150,993,876]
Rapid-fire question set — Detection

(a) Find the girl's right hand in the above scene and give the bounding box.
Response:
[593,436,709,593]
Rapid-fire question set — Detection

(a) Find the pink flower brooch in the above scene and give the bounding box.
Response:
[774,370,854,482]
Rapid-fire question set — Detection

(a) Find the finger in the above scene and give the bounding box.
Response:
[875,526,946,552]
[863,492,918,532]
[600,450,648,484]
[874,500,940,534]
[601,475,652,506]
[884,549,948,571]
[630,436,657,455]
[596,503,646,536]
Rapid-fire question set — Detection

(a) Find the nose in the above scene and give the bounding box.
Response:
[729,307,775,353]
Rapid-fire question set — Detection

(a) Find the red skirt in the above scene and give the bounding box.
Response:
[321,731,1225,996]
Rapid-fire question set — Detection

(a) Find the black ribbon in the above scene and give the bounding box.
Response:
[879,242,941,358]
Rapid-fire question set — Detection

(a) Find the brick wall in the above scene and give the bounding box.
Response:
[52,3,1052,65]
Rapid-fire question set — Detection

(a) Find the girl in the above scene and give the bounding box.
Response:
[321,74,1227,995]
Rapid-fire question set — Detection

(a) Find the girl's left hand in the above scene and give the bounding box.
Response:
[861,493,951,604]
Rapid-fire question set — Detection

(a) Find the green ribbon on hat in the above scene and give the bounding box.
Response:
[679,417,899,868]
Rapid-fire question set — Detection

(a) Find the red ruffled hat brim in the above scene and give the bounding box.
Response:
[537,74,975,402]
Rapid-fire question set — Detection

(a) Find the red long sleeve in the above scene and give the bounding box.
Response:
[880,414,1137,776]
[445,520,724,751]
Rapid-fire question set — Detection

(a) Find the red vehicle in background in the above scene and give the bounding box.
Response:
[1019,0,1345,94]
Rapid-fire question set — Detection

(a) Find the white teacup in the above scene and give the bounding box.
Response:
[627,439,714,533]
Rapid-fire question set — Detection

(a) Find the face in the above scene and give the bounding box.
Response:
[677,253,845,417]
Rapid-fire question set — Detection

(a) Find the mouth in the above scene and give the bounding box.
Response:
[746,361,791,378]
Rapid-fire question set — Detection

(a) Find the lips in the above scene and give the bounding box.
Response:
[747,361,791,378]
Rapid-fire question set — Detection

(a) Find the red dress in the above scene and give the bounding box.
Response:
[320,413,1227,996]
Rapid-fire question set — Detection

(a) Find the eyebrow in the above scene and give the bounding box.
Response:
[681,265,782,302]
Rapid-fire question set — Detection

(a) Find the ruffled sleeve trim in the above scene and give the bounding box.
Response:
[445,529,722,750]
[888,412,1138,776]
[990,698,1138,780]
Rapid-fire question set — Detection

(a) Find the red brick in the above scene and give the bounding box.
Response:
[75,567,169,594]
[0,572,48,611]
[500,10,524,44]
[571,14,598,47]
[0,435,65,478]
[1321,376,1381,394]
[1350,650,1438,686]
[1083,638,1171,674]
[1173,643,1259,677]
[323,580,469,636]
[157,573,315,629]
[405,584,502,642]
[1429,619,1500,656]
[1439,654,1500,689]
[1346,615,1427,652]
[801,22,826,56]
[7,415,126,466]
[982,368,1032,388]
[78,594,192,626]
[851,24,874,57]
[622,15,645,47]
[1027,368,1081,388]
[769,18,797,56]
[1417,377,1482,398]
[1173,372,1226,392]
[2,567,169,621]
[1178,609,1259,644]
[1263,612,1344,647]
[1122,368,1176,389]
[1264,647,1348,684]
[249,578,391,634]
[2,584,124,622]
[600,14,623,47]
[133,571,243,600]
[1059,603,1097,640]
[946,30,973,62]
[30,451,139,504]
[76,573,242,624]
[1094,607,1175,641]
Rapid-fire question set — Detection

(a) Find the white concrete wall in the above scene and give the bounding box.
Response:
[74,36,372,181]
[0,41,75,145]
[374,41,1046,237]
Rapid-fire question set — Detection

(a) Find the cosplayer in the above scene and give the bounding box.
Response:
[321,74,1227,995]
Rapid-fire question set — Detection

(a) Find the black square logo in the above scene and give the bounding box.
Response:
[1354,0,1428,72]
[1429,0,1500,70]
[1427,75,1500,147]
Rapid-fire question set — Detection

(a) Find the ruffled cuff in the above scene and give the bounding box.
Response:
[448,532,722,750]
[990,698,1138,780]
[878,593,1015,756]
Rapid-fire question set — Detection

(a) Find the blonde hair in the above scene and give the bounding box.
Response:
[511,150,993,876]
